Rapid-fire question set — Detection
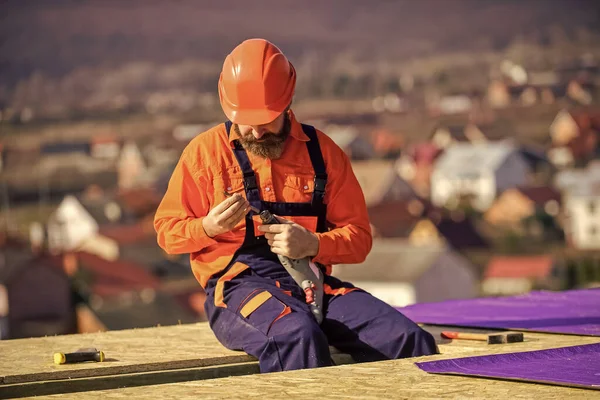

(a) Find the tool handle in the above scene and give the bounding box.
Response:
[260,210,324,324]
[441,331,489,341]
[54,351,105,365]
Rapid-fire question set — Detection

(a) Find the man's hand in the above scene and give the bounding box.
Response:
[202,193,250,238]
[258,216,320,259]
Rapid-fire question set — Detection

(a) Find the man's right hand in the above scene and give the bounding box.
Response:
[202,193,250,238]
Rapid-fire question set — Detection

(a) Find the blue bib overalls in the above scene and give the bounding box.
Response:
[203,122,437,372]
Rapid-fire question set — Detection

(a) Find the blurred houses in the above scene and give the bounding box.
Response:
[429,124,488,149]
[482,255,565,296]
[484,186,562,238]
[554,162,600,250]
[368,200,488,252]
[396,143,443,198]
[547,109,600,168]
[2,11,600,341]
[563,183,600,251]
[326,125,375,161]
[430,141,532,211]
[333,239,478,307]
[0,235,75,339]
[351,160,417,207]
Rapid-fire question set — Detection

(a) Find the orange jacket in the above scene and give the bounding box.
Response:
[154,111,372,288]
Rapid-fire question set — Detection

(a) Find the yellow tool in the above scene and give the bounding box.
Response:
[53,348,105,365]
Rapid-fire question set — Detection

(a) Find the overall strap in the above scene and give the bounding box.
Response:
[225,121,261,203]
[301,124,328,210]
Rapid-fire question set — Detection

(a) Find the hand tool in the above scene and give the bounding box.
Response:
[259,210,324,324]
[53,348,105,364]
[223,191,260,213]
[441,331,524,344]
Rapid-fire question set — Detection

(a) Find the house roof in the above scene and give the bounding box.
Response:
[519,145,551,169]
[76,252,159,298]
[432,125,468,142]
[77,195,123,226]
[332,239,445,283]
[0,236,67,286]
[433,141,517,176]
[435,217,489,250]
[368,200,488,249]
[99,222,155,245]
[0,236,34,284]
[91,291,199,331]
[517,186,561,205]
[476,120,516,141]
[325,126,362,148]
[570,109,600,131]
[116,187,162,218]
[368,200,424,238]
[485,255,555,279]
[352,160,416,206]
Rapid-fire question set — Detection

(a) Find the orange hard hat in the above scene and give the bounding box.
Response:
[218,39,296,125]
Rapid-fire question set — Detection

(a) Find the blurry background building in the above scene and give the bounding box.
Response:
[1,0,600,339]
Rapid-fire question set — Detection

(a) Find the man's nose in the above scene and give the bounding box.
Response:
[251,126,267,139]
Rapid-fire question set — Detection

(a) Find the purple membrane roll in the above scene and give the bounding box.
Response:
[397,289,600,336]
[416,343,600,390]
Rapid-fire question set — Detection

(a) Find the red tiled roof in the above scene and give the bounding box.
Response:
[517,186,561,205]
[117,187,162,217]
[368,200,425,237]
[571,109,600,131]
[485,255,554,279]
[99,222,155,245]
[76,252,159,297]
[567,129,598,159]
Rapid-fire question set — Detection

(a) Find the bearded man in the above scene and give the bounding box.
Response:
[154,38,437,373]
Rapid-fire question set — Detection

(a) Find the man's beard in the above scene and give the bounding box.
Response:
[234,113,291,159]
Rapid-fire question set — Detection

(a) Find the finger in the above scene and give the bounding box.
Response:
[270,245,289,258]
[213,193,244,213]
[273,214,294,224]
[225,202,250,226]
[264,232,275,240]
[219,198,248,221]
[257,224,287,233]
[272,232,288,242]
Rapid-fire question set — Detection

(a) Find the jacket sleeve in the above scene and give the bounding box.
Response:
[312,140,372,265]
[154,148,217,254]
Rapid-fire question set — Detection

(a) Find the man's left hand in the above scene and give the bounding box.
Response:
[258,217,319,259]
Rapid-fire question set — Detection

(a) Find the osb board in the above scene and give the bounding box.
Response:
[33,331,600,399]
[38,350,599,400]
[0,323,256,385]
[0,322,353,386]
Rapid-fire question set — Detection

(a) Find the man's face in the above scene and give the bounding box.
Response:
[234,111,291,159]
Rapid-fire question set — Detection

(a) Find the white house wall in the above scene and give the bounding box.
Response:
[567,196,600,250]
[430,170,494,210]
[47,196,99,252]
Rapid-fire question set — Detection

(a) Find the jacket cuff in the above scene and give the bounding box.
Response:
[190,217,218,249]
[311,232,332,265]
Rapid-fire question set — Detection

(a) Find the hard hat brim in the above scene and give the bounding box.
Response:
[222,105,286,126]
